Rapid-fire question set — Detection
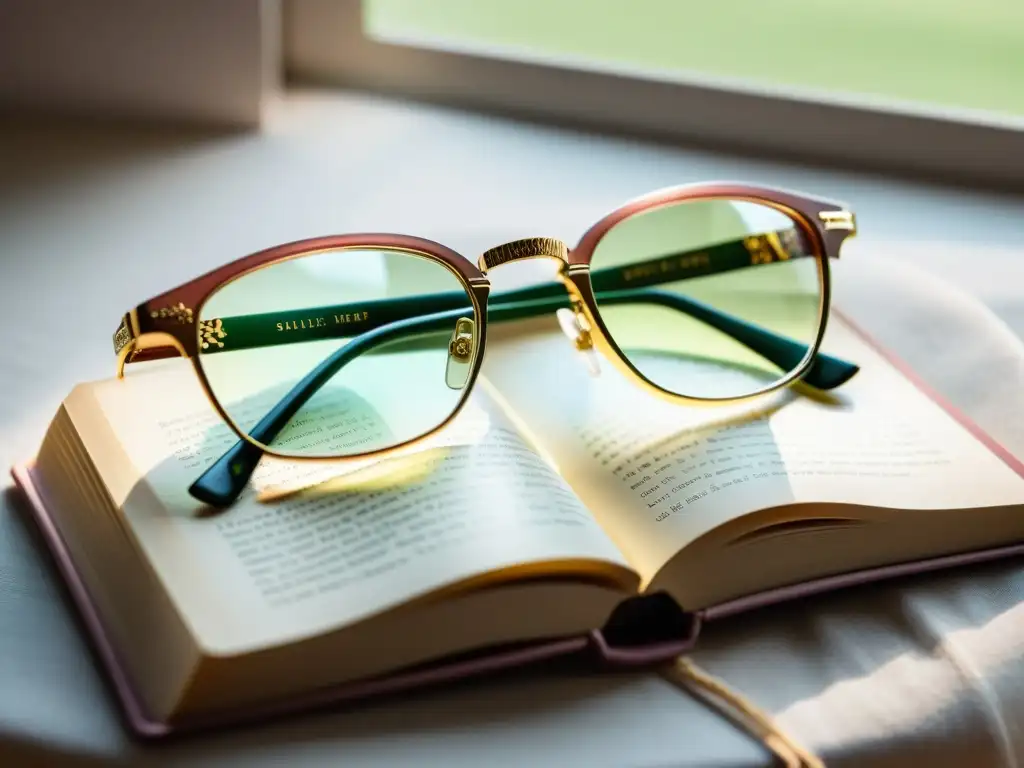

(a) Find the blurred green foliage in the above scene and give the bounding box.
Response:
[368,0,1024,119]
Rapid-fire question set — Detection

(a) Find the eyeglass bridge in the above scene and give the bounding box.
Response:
[478,237,601,374]
[478,237,569,273]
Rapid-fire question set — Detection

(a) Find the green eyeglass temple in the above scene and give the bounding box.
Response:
[189,235,858,507]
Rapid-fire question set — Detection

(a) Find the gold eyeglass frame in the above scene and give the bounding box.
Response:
[112,181,856,467]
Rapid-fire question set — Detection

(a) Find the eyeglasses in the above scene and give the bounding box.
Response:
[113,182,859,507]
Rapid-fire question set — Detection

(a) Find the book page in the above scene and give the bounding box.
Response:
[483,315,1024,582]
[72,360,634,655]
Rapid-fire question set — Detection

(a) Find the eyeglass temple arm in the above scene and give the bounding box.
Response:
[190,295,857,508]
[188,307,471,506]
[187,309,468,507]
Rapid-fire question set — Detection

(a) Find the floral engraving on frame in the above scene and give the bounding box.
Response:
[151,302,194,324]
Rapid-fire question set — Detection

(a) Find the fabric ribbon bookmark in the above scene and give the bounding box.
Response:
[661,657,825,768]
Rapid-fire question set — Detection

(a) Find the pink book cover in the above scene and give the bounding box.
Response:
[10,311,1024,740]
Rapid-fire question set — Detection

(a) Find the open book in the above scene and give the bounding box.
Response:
[14,311,1024,736]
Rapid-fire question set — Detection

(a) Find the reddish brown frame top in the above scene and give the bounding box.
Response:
[570,181,855,265]
[118,181,855,362]
[127,234,486,359]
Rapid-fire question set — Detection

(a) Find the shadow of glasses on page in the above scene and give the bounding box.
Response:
[137,379,463,520]
[526,343,854,526]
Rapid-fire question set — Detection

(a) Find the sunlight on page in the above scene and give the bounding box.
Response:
[485,316,801,575]
[94,356,493,501]
[81,360,634,654]
[255,396,495,501]
[483,315,1024,582]
[775,601,1024,751]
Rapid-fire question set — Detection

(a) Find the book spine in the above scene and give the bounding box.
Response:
[589,608,702,666]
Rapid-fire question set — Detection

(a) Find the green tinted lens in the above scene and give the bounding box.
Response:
[589,199,823,399]
[196,247,479,457]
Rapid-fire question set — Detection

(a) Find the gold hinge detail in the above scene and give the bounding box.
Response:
[113,318,132,355]
[818,210,856,231]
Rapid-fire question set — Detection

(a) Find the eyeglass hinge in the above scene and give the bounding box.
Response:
[818,210,856,232]
[113,315,134,355]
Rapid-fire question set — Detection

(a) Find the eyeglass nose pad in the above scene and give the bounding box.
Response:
[556,306,601,377]
[445,316,477,390]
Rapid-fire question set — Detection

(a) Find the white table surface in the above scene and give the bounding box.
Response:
[2,89,1024,767]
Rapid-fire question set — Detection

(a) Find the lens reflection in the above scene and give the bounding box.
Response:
[589,199,823,399]
[197,248,478,457]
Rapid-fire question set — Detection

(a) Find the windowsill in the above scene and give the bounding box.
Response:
[4,85,1024,333]
[286,0,1024,192]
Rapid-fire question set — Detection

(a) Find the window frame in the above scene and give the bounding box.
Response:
[284,0,1024,191]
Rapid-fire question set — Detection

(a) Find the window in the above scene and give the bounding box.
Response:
[365,0,1024,120]
[285,0,1024,189]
